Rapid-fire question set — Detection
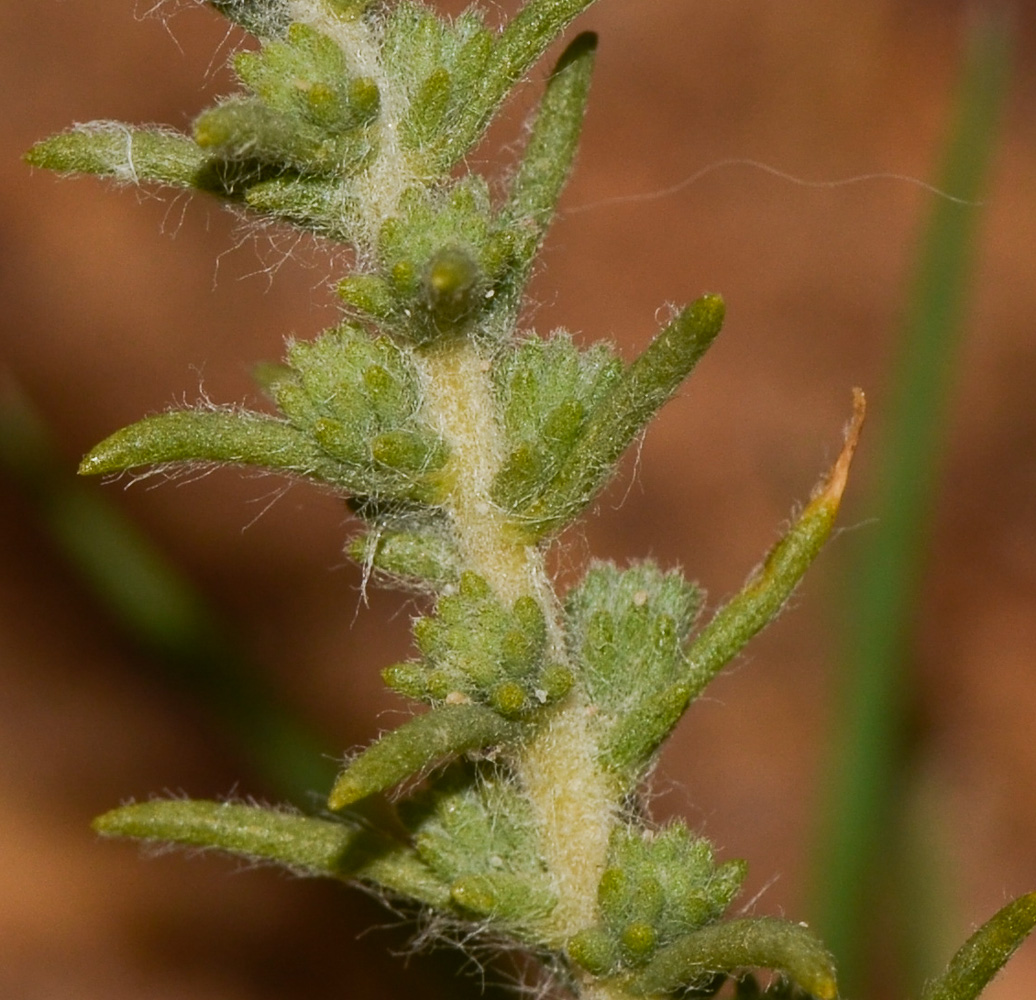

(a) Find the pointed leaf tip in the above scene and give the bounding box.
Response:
[77,409,348,487]
[812,387,866,513]
[681,388,865,698]
[515,292,725,540]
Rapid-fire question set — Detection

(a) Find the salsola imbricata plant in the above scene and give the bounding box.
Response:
[26,2,1035,998]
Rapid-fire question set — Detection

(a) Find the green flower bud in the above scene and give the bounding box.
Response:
[568,926,619,976]
[423,245,482,335]
[382,662,428,699]
[621,919,659,964]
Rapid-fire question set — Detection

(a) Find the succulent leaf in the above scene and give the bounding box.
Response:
[683,390,866,699]
[93,798,450,906]
[625,917,838,1000]
[513,295,726,539]
[79,408,346,484]
[503,31,598,277]
[26,125,213,191]
[920,892,1036,1000]
[327,704,520,810]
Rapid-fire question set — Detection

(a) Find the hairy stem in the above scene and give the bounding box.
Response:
[418,340,617,946]
[517,697,618,944]
[418,342,545,607]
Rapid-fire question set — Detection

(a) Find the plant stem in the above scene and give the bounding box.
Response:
[418,342,547,607]
[518,697,618,943]
[418,342,619,949]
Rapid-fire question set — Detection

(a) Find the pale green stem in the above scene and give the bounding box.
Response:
[516,696,619,944]
[418,341,549,609]
[416,340,619,948]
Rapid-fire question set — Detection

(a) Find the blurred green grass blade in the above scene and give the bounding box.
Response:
[0,381,336,803]
[810,14,1013,995]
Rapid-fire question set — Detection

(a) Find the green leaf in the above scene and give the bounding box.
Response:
[436,0,600,166]
[194,98,369,176]
[406,66,454,148]
[398,762,545,887]
[920,893,1036,1000]
[94,799,363,872]
[337,272,397,322]
[625,917,838,1000]
[79,408,349,486]
[503,31,598,271]
[94,799,451,907]
[682,390,865,699]
[385,572,560,713]
[600,681,692,776]
[26,125,210,190]
[349,528,460,587]
[244,174,359,241]
[328,704,520,809]
[564,560,702,714]
[207,0,291,38]
[601,824,747,952]
[515,294,725,539]
[450,871,557,926]
[493,333,621,470]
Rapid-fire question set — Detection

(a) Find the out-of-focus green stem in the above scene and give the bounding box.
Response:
[810,15,1013,995]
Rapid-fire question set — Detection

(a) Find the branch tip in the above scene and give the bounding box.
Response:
[814,387,866,509]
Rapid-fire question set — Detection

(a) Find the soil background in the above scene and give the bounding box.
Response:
[2,2,1035,998]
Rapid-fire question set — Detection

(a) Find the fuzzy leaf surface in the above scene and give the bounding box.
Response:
[398,763,556,939]
[569,822,747,976]
[94,799,450,906]
[625,917,837,1000]
[79,409,350,486]
[515,295,725,539]
[501,31,597,283]
[434,0,600,166]
[328,704,520,809]
[27,125,213,190]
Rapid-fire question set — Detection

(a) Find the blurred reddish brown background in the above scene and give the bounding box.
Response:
[2,1,1036,998]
